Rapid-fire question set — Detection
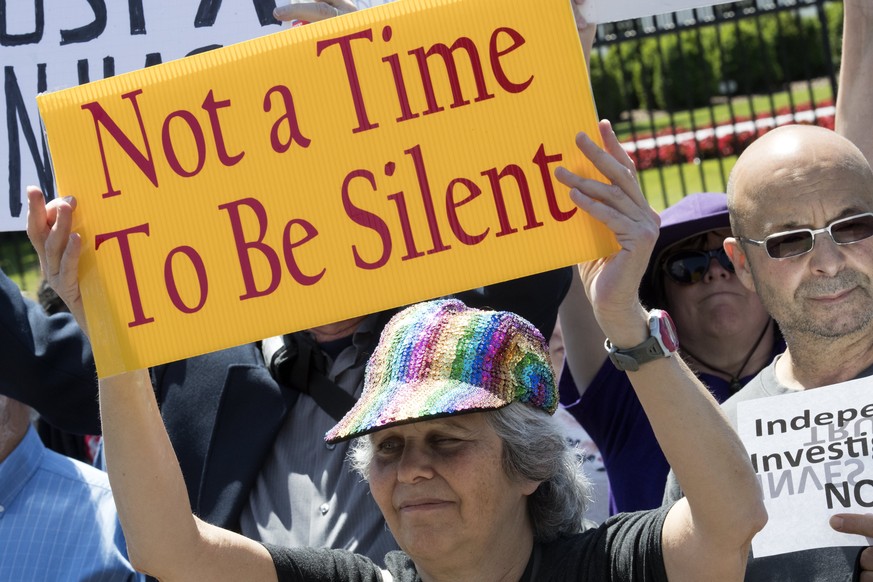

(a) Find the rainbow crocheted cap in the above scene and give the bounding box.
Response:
[325,299,558,443]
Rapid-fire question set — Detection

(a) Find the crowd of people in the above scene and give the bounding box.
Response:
[2,0,873,580]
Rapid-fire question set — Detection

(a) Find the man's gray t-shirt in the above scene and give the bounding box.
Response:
[664,356,867,581]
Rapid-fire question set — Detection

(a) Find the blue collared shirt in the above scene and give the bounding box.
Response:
[0,426,142,581]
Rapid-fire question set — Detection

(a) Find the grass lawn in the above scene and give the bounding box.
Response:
[639,155,738,211]
[613,83,833,143]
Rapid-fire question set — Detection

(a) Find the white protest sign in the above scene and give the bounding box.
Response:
[579,0,730,24]
[737,377,873,558]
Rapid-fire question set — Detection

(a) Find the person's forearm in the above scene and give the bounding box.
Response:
[564,119,764,579]
[629,357,764,538]
[557,270,606,393]
[596,306,765,545]
[99,369,201,576]
[836,0,873,165]
[100,369,275,581]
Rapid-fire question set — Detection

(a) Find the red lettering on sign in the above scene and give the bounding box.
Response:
[94,223,154,326]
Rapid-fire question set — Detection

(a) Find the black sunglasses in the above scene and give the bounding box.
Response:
[738,212,873,259]
[662,247,735,285]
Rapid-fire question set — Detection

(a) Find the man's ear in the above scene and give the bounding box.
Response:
[724,237,756,292]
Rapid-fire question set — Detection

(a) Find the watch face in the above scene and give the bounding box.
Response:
[653,310,680,353]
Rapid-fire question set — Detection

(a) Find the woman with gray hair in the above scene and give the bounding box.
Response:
[31,119,766,581]
[348,387,591,544]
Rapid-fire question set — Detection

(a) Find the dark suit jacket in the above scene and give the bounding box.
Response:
[1,270,100,435]
[2,267,570,530]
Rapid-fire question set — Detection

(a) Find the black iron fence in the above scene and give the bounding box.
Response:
[589,0,842,209]
[0,0,846,293]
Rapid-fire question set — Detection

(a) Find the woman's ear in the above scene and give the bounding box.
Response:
[522,479,544,497]
[724,237,756,293]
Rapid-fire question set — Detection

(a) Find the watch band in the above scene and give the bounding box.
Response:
[605,310,679,372]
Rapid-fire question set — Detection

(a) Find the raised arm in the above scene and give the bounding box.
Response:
[27,189,277,581]
[557,269,605,394]
[826,8,873,570]
[835,0,873,165]
[555,122,766,581]
[555,0,606,395]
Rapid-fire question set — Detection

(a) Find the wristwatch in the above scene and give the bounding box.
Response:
[605,309,679,372]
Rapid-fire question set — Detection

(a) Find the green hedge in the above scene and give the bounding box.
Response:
[589,51,628,121]
[652,31,719,110]
[717,19,778,96]
[591,2,843,115]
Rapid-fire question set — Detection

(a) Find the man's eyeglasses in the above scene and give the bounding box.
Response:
[737,212,873,259]
[662,247,735,285]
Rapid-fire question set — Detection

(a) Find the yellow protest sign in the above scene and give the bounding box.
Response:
[37,0,617,377]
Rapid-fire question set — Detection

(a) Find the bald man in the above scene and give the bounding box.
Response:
[726,125,873,390]
[661,125,873,579]
[660,3,873,577]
